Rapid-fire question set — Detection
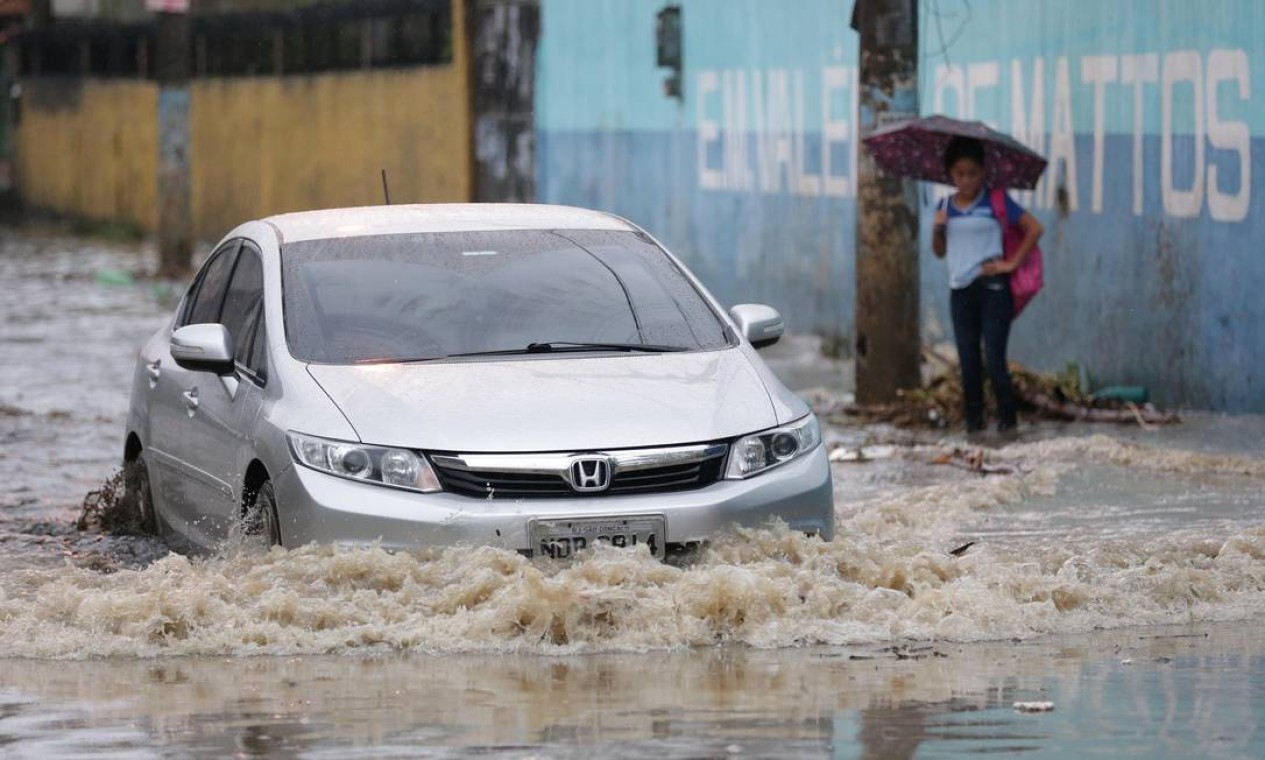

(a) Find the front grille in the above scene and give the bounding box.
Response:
[436,468,572,498]
[609,459,723,494]
[431,447,727,499]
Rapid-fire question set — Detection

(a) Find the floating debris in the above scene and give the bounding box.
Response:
[95,268,136,287]
[828,445,897,463]
[1013,701,1056,713]
[931,448,1018,476]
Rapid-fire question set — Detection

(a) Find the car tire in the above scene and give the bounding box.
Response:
[243,480,282,547]
[122,452,161,537]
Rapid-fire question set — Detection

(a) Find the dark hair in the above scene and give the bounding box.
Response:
[943,136,986,173]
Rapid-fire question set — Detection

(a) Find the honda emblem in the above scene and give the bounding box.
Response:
[568,456,613,492]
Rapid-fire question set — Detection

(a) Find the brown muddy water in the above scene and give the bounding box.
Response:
[2,230,1264,758]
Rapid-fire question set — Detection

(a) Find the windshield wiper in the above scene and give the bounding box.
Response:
[526,341,689,353]
[357,342,691,365]
[440,342,690,359]
[353,355,447,365]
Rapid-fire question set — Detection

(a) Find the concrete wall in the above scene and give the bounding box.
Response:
[15,79,160,230]
[538,0,859,347]
[535,0,1264,412]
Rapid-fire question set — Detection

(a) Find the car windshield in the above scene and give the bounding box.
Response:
[281,228,732,364]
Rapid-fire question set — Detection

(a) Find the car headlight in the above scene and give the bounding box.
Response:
[286,432,441,493]
[725,414,821,479]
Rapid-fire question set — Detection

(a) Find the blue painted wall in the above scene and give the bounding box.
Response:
[536,0,1263,411]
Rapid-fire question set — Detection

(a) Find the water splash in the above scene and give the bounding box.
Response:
[3,473,1263,659]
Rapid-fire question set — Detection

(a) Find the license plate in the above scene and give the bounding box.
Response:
[529,515,666,560]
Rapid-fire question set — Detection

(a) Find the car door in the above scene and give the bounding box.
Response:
[184,241,270,541]
[146,240,241,546]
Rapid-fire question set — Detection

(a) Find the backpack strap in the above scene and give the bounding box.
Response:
[988,187,1008,227]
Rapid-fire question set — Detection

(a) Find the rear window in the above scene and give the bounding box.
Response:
[281,229,732,364]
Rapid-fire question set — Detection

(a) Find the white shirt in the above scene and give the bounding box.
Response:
[940,191,1004,290]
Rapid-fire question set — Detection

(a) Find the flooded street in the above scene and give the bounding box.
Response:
[2,229,1265,757]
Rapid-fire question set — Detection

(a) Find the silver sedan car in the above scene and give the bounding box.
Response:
[123,204,834,558]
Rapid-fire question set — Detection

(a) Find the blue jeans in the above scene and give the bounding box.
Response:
[950,274,1017,431]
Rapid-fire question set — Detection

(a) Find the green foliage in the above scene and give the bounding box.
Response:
[1049,361,1092,405]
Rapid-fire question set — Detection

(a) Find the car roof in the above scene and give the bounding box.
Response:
[263,203,635,243]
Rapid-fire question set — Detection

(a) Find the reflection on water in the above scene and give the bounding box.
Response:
[1,623,1262,758]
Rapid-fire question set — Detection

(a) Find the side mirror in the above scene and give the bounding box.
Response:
[729,304,785,349]
[171,324,235,375]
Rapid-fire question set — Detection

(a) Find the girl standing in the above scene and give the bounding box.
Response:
[932,136,1044,435]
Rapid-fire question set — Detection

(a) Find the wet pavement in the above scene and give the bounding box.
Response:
[2,228,1264,758]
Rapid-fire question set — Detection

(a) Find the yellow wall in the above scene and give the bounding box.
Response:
[16,0,471,240]
[16,80,160,231]
[190,65,471,240]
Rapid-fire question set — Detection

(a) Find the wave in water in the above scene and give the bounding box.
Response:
[2,436,1263,659]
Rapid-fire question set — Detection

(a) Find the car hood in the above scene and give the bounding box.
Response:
[305,349,781,452]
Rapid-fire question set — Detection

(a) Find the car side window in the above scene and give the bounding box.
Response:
[250,308,269,383]
[235,301,268,385]
[220,244,263,347]
[182,240,241,327]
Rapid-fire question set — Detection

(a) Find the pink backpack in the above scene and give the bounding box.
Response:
[989,188,1043,317]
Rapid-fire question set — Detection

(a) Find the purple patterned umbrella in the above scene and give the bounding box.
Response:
[861,115,1048,190]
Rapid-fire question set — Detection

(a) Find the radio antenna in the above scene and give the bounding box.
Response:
[380,169,392,205]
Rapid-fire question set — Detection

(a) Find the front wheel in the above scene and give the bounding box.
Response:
[242,481,282,548]
[120,452,161,537]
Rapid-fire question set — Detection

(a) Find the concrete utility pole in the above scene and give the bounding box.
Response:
[153,2,192,277]
[853,0,920,404]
